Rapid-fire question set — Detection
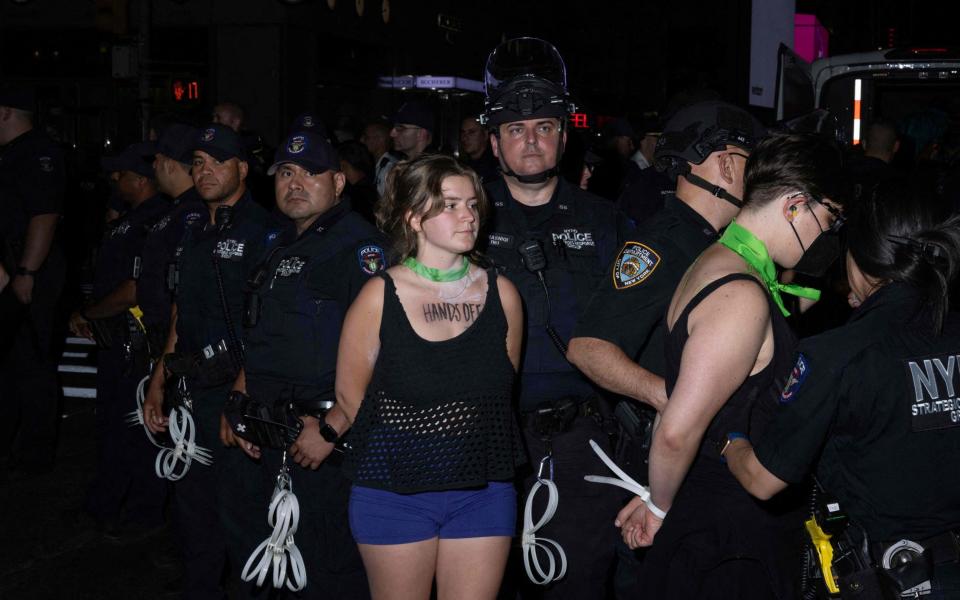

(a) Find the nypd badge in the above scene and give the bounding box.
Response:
[302,116,314,127]
[38,156,54,173]
[780,353,810,404]
[288,135,306,154]
[201,128,216,142]
[358,245,385,275]
[612,242,660,289]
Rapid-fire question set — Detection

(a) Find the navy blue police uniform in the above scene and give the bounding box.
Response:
[482,175,633,598]
[754,282,960,598]
[84,183,170,531]
[237,198,385,599]
[136,186,205,352]
[172,184,276,599]
[0,124,67,471]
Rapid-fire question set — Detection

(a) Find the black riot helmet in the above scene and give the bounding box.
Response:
[655,100,766,208]
[481,37,577,184]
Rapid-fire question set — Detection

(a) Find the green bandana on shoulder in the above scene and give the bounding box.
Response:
[718,220,820,317]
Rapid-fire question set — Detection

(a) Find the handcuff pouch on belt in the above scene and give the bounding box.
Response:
[530,396,589,438]
[223,390,304,450]
[162,338,239,391]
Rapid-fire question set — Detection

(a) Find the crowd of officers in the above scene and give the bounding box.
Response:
[2,35,960,600]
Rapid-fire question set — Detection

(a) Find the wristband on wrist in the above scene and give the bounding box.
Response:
[15,266,38,277]
[318,421,340,443]
[719,431,749,460]
[645,499,668,520]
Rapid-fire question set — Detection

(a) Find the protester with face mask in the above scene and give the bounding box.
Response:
[724,179,960,599]
[616,133,846,600]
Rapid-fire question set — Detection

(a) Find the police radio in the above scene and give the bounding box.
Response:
[518,239,568,356]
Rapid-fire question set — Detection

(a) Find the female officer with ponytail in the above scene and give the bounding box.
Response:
[725,179,960,599]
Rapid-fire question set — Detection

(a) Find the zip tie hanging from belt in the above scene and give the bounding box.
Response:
[583,439,666,519]
[522,455,567,585]
[125,373,213,481]
[242,453,307,592]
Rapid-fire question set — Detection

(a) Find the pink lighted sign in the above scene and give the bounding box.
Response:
[794,14,829,63]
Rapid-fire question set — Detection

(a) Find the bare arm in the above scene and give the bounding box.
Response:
[498,276,524,372]
[11,213,58,304]
[568,337,667,411]
[648,280,770,513]
[724,438,789,501]
[145,304,179,433]
[333,277,385,431]
[82,280,138,320]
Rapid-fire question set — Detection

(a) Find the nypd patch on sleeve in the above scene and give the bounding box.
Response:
[358,245,386,276]
[780,353,810,404]
[612,242,660,289]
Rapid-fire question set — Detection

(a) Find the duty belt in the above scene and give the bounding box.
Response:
[525,396,603,437]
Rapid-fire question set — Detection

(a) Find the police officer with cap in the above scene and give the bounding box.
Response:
[138,123,207,357]
[0,85,66,476]
[478,37,633,598]
[568,100,765,594]
[143,123,276,599]
[70,140,171,533]
[375,101,434,197]
[725,181,960,599]
[226,129,384,598]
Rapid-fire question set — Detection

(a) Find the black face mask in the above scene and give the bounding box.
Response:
[790,206,841,277]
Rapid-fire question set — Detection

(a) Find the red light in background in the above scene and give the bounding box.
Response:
[570,113,589,129]
[172,80,185,101]
[187,80,199,100]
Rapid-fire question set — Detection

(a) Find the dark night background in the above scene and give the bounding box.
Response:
[2,0,959,153]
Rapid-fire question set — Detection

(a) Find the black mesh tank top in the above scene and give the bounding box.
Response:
[343,268,526,493]
[665,273,797,460]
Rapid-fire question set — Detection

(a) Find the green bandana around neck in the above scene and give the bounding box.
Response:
[718,220,820,317]
[402,256,470,282]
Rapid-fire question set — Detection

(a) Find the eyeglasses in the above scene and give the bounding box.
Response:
[392,125,422,133]
[788,192,845,233]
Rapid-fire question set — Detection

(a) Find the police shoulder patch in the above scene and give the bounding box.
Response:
[612,242,660,289]
[358,245,385,276]
[780,353,810,404]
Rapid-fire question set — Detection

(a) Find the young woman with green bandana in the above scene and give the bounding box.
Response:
[333,154,525,600]
[616,133,846,599]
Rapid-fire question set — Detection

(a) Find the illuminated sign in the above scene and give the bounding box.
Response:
[172,79,200,102]
[570,113,589,129]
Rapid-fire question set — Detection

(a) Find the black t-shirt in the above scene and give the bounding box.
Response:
[243,201,386,393]
[755,283,960,543]
[0,128,64,242]
[573,195,717,377]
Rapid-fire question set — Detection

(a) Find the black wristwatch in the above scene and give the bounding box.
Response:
[15,266,38,277]
[319,421,340,444]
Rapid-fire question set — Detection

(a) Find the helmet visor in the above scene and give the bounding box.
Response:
[484,37,568,99]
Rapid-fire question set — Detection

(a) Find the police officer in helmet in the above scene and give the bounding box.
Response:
[226,130,384,598]
[568,100,766,595]
[479,37,634,598]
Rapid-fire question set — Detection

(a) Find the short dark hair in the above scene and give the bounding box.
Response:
[742,133,847,211]
[848,178,960,333]
[338,140,373,177]
[376,154,489,263]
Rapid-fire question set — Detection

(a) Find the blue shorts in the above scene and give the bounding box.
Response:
[348,482,517,545]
